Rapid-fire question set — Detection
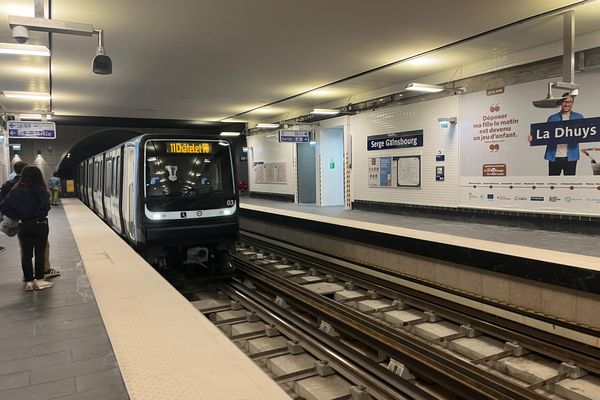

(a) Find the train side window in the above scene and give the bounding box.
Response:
[93,162,97,191]
[106,159,113,195]
[115,155,121,197]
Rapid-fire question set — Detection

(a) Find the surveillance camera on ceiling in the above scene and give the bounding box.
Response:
[12,25,29,43]
[92,48,112,75]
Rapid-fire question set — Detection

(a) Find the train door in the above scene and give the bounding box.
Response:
[112,149,123,234]
[86,158,93,207]
[103,155,113,225]
[122,145,136,242]
[93,155,105,218]
[79,163,85,202]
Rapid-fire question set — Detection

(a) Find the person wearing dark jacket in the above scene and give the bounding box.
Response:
[0,166,53,290]
[0,161,27,202]
[0,161,60,279]
[0,161,28,254]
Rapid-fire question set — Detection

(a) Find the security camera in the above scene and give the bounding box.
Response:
[92,47,112,75]
[12,25,29,43]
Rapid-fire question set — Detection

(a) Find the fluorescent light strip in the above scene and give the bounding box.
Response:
[404,83,444,93]
[220,131,240,136]
[0,43,50,57]
[20,113,52,120]
[256,123,279,129]
[310,108,340,115]
[3,91,51,100]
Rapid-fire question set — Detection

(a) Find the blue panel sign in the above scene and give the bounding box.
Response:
[379,157,392,186]
[367,130,423,150]
[8,121,56,139]
[529,117,599,146]
[279,130,310,143]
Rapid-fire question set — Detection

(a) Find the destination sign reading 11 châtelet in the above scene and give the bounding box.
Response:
[166,142,212,154]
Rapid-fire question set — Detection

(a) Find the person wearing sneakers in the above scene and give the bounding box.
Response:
[44,243,61,278]
[1,162,61,281]
[0,166,53,290]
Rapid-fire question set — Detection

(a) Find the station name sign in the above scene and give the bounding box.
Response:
[529,117,600,146]
[367,130,423,151]
[8,121,56,139]
[279,130,310,143]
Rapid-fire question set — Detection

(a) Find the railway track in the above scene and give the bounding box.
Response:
[168,233,600,400]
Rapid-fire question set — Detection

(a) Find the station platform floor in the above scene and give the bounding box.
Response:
[239,197,600,272]
[0,199,289,400]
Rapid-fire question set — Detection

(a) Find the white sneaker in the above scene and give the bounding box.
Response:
[34,279,54,290]
[24,281,34,291]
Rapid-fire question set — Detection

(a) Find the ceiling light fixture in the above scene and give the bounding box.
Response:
[19,113,52,120]
[0,42,50,56]
[310,108,340,115]
[405,82,466,94]
[3,91,51,100]
[220,132,240,137]
[404,83,445,93]
[256,123,280,129]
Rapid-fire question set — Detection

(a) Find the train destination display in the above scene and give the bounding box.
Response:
[166,142,212,154]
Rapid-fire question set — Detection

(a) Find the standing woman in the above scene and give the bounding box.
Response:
[0,166,53,290]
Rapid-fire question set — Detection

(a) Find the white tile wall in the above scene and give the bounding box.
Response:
[246,132,296,195]
[350,96,459,207]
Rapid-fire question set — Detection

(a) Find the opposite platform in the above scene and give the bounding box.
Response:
[240,197,600,271]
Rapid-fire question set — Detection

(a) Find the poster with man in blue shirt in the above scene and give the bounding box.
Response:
[529,93,599,176]
[544,93,583,175]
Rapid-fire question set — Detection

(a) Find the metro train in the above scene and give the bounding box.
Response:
[77,134,239,274]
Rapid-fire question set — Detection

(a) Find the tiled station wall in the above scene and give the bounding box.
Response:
[350,96,459,207]
[247,131,296,196]
[246,97,459,206]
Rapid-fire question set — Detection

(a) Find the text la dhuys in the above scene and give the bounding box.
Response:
[529,117,600,146]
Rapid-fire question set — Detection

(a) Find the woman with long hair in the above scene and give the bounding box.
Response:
[0,165,53,290]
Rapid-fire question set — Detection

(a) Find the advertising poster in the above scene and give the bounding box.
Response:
[459,74,600,215]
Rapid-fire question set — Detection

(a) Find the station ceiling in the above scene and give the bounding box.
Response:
[1,0,599,126]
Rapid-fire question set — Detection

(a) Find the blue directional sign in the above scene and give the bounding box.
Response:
[8,121,56,139]
[279,130,310,143]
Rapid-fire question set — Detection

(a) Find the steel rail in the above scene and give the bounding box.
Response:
[221,281,435,400]
[239,233,600,375]
[233,256,549,400]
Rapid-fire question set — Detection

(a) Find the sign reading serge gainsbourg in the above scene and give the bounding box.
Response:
[529,117,599,146]
[367,130,423,151]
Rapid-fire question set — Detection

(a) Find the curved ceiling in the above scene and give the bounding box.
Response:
[0,0,597,123]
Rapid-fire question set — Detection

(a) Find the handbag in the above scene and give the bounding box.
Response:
[0,215,19,237]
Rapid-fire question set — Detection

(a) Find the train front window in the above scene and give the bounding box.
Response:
[145,140,233,199]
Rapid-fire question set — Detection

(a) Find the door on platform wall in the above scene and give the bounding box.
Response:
[319,127,344,206]
[297,143,316,204]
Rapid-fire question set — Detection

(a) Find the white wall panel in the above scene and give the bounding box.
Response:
[246,132,295,195]
[350,96,459,207]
